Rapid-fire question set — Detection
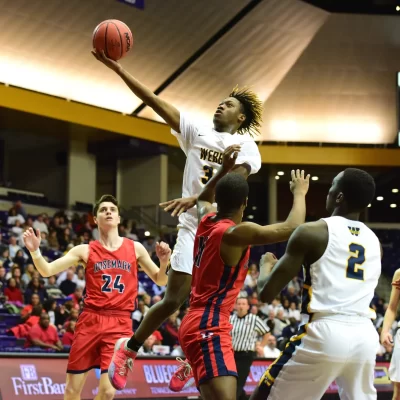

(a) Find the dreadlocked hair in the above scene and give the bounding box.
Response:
[229,85,263,137]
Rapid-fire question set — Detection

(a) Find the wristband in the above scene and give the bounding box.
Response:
[30,249,42,260]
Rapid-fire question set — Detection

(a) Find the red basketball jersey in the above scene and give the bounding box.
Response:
[190,213,250,328]
[83,238,138,312]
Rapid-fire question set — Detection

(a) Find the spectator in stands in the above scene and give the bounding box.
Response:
[13,200,27,219]
[27,312,63,351]
[0,265,6,290]
[161,310,180,350]
[0,248,12,269]
[4,278,23,303]
[8,236,24,259]
[43,299,57,325]
[25,277,48,303]
[45,276,63,298]
[118,225,128,238]
[56,266,78,286]
[268,297,283,315]
[138,334,156,355]
[152,295,162,305]
[64,308,79,329]
[0,233,7,254]
[143,236,156,256]
[255,341,265,358]
[48,230,60,251]
[287,277,301,296]
[75,267,85,289]
[7,208,25,225]
[288,302,301,321]
[55,301,73,329]
[10,267,23,289]
[279,318,299,350]
[21,293,41,319]
[59,269,77,296]
[272,310,289,337]
[132,299,147,331]
[10,304,43,339]
[286,286,300,306]
[62,320,76,346]
[263,335,280,358]
[13,249,26,271]
[71,287,83,309]
[33,214,49,234]
[244,263,259,291]
[21,264,35,286]
[59,228,73,251]
[39,232,49,250]
[11,220,23,236]
[250,291,259,306]
[92,225,99,240]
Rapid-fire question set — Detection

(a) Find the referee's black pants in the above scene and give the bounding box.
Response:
[234,350,256,400]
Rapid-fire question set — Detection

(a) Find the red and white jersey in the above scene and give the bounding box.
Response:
[83,238,138,312]
[171,113,261,232]
[189,213,250,328]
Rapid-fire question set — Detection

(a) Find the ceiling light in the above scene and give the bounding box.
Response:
[252,206,257,211]
[277,171,284,176]
[377,196,384,201]
[311,176,319,181]
[275,176,280,180]
[247,215,254,220]
[391,204,397,208]
[393,189,399,193]
[144,231,150,237]
[396,5,400,11]
[368,204,371,208]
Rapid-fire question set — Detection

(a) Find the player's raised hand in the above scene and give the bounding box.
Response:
[222,145,241,172]
[289,169,310,196]
[381,330,393,346]
[160,196,197,217]
[156,241,171,264]
[259,252,278,275]
[23,228,41,252]
[91,50,121,72]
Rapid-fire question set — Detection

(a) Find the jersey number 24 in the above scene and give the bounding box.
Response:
[346,243,365,281]
[101,274,125,293]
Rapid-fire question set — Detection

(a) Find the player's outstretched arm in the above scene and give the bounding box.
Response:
[23,228,87,278]
[92,50,180,132]
[196,145,241,223]
[224,170,310,247]
[381,268,400,345]
[257,224,313,303]
[135,241,170,286]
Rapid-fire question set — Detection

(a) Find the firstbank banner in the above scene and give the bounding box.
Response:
[0,358,393,399]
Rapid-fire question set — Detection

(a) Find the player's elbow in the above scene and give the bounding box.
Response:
[155,274,168,287]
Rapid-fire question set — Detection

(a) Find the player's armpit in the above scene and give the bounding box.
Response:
[223,221,299,247]
[258,225,311,303]
[33,245,88,278]
[231,164,250,178]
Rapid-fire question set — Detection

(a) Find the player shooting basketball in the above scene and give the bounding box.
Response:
[92,49,264,391]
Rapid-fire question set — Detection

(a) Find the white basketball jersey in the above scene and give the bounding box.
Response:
[302,216,381,322]
[171,113,261,232]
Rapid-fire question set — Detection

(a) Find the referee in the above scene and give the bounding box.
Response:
[231,297,270,400]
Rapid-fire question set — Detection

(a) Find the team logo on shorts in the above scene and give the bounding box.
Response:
[200,331,214,340]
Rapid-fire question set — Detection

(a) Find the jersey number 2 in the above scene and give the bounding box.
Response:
[101,274,125,293]
[346,243,365,281]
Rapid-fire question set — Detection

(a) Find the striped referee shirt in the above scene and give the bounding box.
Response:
[230,312,270,352]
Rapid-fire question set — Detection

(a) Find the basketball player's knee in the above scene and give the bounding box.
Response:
[64,382,81,399]
[97,386,115,400]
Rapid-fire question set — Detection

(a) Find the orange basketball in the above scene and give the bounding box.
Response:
[92,20,133,61]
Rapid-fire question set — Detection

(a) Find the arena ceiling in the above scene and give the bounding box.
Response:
[1,0,400,145]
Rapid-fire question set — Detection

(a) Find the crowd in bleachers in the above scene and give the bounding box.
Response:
[0,200,399,360]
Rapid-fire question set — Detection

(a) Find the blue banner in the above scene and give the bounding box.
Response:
[117,0,145,9]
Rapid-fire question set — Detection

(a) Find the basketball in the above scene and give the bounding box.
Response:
[92,20,133,61]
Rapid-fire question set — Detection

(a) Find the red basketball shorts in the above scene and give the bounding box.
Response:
[178,311,237,387]
[67,308,133,374]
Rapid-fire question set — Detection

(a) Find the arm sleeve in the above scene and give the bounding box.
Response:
[170,113,199,155]
[255,316,270,335]
[236,139,261,175]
